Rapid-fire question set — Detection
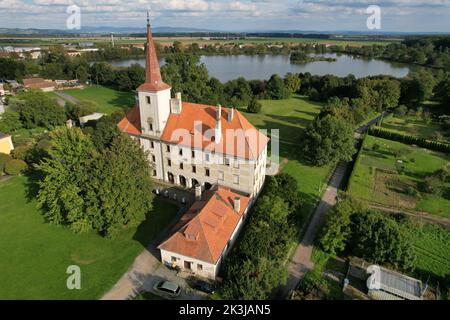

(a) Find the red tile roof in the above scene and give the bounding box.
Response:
[117,102,269,160]
[117,106,141,135]
[161,102,269,160]
[137,20,170,92]
[158,186,250,264]
[23,78,56,89]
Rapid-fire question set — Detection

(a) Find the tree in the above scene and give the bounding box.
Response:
[303,115,356,166]
[319,198,364,255]
[35,128,154,237]
[284,73,301,94]
[9,90,66,129]
[350,211,416,269]
[36,127,96,230]
[247,97,262,114]
[84,134,154,237]
[267,74,290,100]
[0,110,22,133]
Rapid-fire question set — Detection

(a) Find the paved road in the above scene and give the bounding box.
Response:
[279,113,388,299]
[54,91,80,105]
[101,191,201,300]
[280,161,349,298]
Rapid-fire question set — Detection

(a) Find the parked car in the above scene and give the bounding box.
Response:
[153,280,181,298]
[191,280,216,294]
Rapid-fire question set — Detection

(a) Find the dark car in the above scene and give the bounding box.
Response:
[153,280,181,298]
[191,280,216,294]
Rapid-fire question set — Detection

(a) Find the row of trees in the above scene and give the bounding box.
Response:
[219,173,301,299]
[369,126,450,153]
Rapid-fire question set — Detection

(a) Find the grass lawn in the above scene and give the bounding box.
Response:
[381,115,450,144]
[63,86,135,115]
[239,95,332,220]
[348,135,450,217]
[0,176,179,300]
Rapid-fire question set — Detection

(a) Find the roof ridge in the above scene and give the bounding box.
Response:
[196,216,215,263]
[235,110,255,159]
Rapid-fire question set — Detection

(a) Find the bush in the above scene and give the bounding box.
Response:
[0,153,12,173]
[420,176,444,196]
[4,159,27,175]
[394,105,408,116]
[247,97,262,114]
[12,144,32,161]
[372,143,380,151]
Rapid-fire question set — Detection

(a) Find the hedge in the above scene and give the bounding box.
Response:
[369,126,450,153]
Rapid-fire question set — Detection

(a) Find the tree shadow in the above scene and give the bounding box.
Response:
[23,169,42,203]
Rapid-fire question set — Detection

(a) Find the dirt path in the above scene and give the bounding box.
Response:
[54,91,80,105]
[368,204,450,227]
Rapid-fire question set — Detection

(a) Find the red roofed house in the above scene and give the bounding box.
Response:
[159,186,250,279]
[118,15,269,278]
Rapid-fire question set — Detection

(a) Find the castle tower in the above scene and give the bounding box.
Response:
[137,12,171,137]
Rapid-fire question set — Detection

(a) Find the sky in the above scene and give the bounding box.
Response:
[0,0,449,32]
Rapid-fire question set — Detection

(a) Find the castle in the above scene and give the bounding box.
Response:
[118,16,269,279]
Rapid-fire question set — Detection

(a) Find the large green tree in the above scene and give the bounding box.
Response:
[303,114,356,166]
[36,128,154,237]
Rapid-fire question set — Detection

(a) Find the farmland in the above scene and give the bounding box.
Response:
[348,135,450,218]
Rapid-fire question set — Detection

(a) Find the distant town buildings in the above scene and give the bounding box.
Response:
[22,78,57,92]
[0,46,41,59]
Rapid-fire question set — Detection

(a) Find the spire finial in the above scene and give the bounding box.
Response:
[147,10,150,26]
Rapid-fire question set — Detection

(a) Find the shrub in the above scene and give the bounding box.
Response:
[394,105,408,116]
[247,97,262,114]
[420,176,444,196]
[0,153,12,173]
[12,144,32,161]
[4,159,27,175]
[372,143,380,151]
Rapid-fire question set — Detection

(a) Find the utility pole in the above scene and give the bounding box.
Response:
[111,32,115,48]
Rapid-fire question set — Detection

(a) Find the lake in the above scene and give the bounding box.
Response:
[106,53,412,82]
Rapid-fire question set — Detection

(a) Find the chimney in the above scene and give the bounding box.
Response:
[233,197,241,213]
[195,184,202,201]
[170,92,182,114]
[228,107,234,122]
[215,105,222,144]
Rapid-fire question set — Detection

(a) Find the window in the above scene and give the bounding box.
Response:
[167,159,171,167]
[152,170,157,176]
[233,175,239,185]
[218,171,224,181]
[205,153,210,162]
[192,165,196,173]
[179,148,183,156]
[197,264,203,271]
[171,256,177,262]
[205,168,210,177]
[149,123,153,131]
[234,158,239,169]
[166,145,170,152]
[191,150,195,158]
[150,141,154,149]
[180,163,184,170]
[146,96,151,104]
[151,155,156,162]
[224,157,230,166]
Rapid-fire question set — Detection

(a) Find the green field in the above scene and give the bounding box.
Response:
[381,115,450,144]
[0,176,179,299]
[409,223,450,280]
[0,36,398,48]
[63,86,135,115]
[239,95,332,219]
[348,135,450,217]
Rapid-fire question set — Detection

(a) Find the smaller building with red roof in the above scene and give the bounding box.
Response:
[159,186,250,279]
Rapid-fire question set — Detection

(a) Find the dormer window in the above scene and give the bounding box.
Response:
[146,96,151,104]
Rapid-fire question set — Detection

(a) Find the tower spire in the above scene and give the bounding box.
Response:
[138,11,170,92]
